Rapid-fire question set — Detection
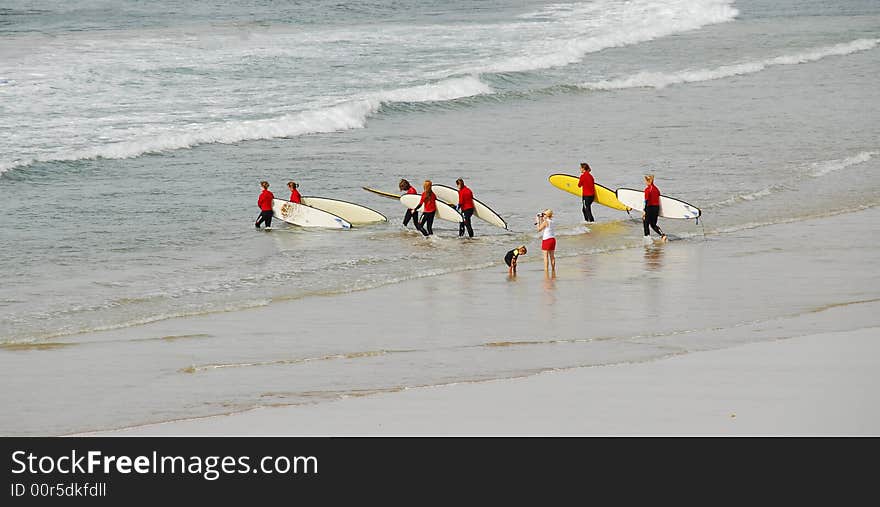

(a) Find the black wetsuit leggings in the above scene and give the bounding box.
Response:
[403,209,419,228]
[459,208,474,237]
[582,195,595,222]
[255,210,273,228]
[643,205,663,237]
[418,211,435,236]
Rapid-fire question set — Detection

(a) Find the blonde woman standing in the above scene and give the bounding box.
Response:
[536,208,556,275]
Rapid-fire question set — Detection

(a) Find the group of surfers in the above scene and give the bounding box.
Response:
[255,180,302,229]
[397,178,476,238]
[255,163,669,276]
[577,162,666,241]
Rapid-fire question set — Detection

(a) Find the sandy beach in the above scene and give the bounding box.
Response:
[94,325,879,436]
[73,207,880,437]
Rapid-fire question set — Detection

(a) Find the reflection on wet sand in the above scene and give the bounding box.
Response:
[644,243,665,271]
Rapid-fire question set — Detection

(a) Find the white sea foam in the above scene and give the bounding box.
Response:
[711,186,779,208]
[0,75,490,174]
[2,2,741,173]
[709,151,877,208]
[480,0,738,73]
[810,151,877,177]
[706,204,876,236]
[581,38,879,90]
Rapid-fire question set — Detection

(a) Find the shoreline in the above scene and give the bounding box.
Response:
[8,206,879,436]
[90,324,880,436]
[0,208,880,435]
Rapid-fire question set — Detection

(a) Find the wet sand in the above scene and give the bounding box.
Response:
[94,325,880,435]
[77,208,880,436]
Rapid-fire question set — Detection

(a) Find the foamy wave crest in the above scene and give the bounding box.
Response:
[810,151,877,177]
[581,38,879,90]
[0,76,490,174]
[485,0,738,73]
[379,76,492,103]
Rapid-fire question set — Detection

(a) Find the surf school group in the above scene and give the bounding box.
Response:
[255,163,702,276]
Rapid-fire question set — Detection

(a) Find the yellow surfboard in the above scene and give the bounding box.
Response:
[548,173,631,211]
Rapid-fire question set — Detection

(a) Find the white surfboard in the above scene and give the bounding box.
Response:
[431,184,508,230]
[271,199,352,229]
[399,193,464,223]
[301,196,387,224]
[615,188,701,220]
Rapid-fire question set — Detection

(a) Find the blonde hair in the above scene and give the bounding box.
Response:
[543,208,553,217]
[644,174,655,181]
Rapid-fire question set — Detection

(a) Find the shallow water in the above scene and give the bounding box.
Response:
[2,207,878,435]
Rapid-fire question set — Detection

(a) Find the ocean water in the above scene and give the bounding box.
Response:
[1,0,878,435]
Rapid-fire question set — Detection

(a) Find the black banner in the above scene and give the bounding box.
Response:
[2,437,875,503]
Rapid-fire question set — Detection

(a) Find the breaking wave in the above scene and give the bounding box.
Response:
[581,38,879,90]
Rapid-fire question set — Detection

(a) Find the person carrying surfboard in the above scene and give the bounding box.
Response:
[504,245,527,276]
[413,180,437,236]
[577,162,596,223]
[536,209,556,276]
[455,178,476,238]
[255,181,274,229]
[287,181,302,204]
[642,174,667,242]
[398,179,420,229]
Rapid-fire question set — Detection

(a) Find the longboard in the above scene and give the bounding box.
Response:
[615,188,701,220]
[362,186,400,200]
[431,184,508,230]
[548,174,631,211]
[301,196,386,224]
[271,199,352,228]
[399,193,464,223]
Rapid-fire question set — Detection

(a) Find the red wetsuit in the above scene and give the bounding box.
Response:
[289,189,302,204]
[258,189,274,211]
[644,183,661,206]
[417,192,437,213]
[458,185,474,210]
[578,172,595,196]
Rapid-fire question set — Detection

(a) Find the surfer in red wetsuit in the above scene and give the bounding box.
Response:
[255,181,274,229]
[642,174,667,241]
[577,162,595,222]
[456,178,475,238]
[287,181,302,204]
[399,178,419,229]
[413,179,437,236]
